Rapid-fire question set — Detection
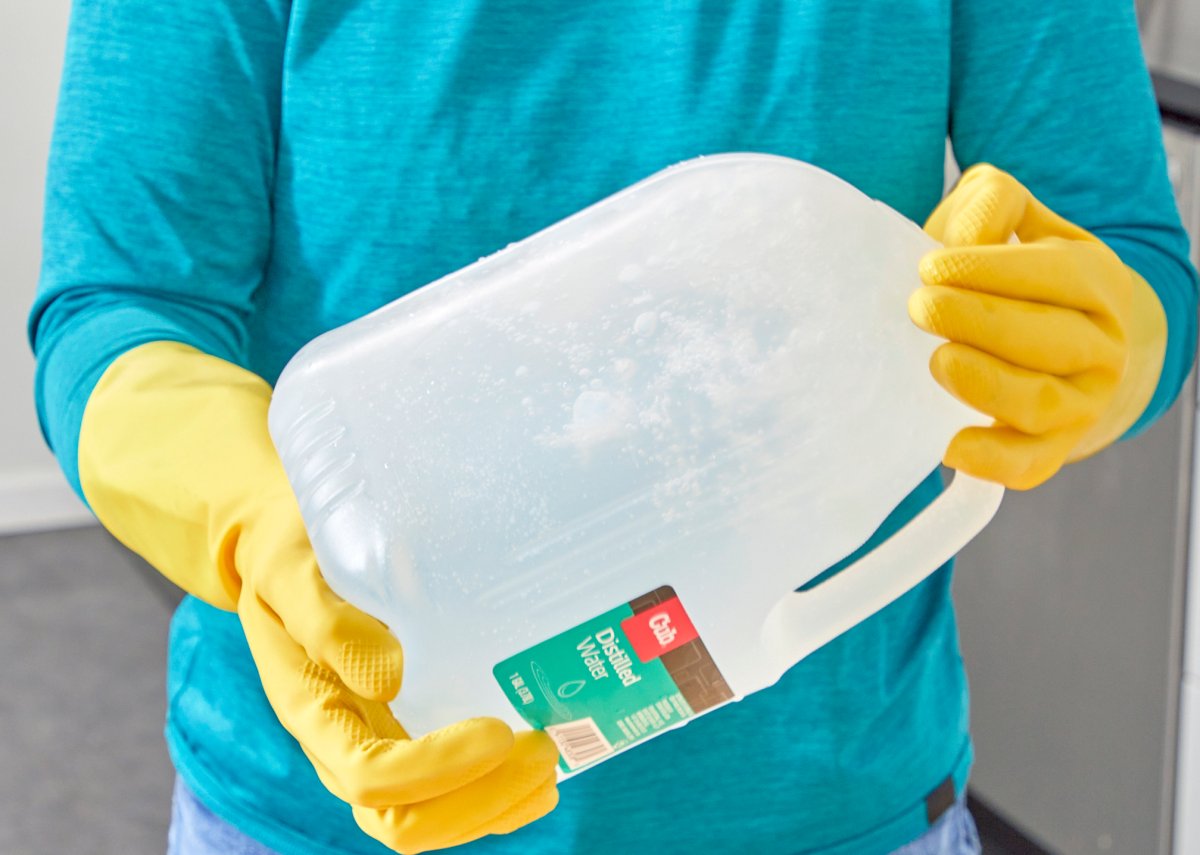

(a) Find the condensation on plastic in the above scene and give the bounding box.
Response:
[268,153,1003,772]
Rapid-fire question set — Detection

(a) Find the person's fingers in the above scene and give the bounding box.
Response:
[473,774,560,835]
[909,285,1123,375]
[919,241,1130,321]
[254,545,403,703]
[352,731,560,854]
[393,731,557,845]
[298,694,412,797]
[927,344,1111,435]
[238,594,514,807]
[943,423,1086,491]
[927,164,1097,247]
[924,164,1006,243]
[432,774,560,851]
[932,165,1030,247]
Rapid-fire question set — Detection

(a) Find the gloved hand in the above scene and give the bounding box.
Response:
[908,164,1168,490]
[79,341,559,853]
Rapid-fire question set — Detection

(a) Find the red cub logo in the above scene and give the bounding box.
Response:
[648,612,677,647]
[622,596,699,663]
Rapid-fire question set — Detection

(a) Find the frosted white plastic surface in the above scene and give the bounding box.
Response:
[268,154,1003,770]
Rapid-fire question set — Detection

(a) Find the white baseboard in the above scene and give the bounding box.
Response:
[0,468,96,536]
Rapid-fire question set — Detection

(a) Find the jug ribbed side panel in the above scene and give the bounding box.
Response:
[274,398,367,549]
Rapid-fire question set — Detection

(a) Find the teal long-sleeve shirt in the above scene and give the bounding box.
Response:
[30,2,1198,854]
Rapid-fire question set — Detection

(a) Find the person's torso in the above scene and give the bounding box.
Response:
[248,0,952,382]
[173,5,972,854]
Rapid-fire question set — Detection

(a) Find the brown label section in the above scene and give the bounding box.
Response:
[628,586,734,713]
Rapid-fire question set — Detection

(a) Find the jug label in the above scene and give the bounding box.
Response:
[493,585,733,773]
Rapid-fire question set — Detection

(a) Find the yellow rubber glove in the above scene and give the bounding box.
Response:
[78,341,559,854]
[908,164,1168,490]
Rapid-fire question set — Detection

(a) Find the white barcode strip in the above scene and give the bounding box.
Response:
[545,718,613,770]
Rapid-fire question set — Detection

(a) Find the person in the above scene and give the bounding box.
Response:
[29,1,1198,853]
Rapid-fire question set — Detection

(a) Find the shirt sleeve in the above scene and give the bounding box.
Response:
[948,0,1199,437]
[28,0,291,496]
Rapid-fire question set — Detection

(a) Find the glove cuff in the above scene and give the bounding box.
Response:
[79,341,285,611]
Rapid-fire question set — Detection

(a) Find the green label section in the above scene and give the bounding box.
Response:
[494,598,694,772]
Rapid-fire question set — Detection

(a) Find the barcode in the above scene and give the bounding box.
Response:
[545,718,614,770]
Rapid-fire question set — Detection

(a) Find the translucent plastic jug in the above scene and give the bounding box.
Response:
[268,153,1004,776]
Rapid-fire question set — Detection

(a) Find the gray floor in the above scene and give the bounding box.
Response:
[0,526,1042,854]
[0,527,179,855]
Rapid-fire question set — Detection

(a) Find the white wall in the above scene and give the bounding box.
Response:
[0,0,93,533]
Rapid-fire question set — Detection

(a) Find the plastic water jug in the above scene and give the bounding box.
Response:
[268,153,1005,776]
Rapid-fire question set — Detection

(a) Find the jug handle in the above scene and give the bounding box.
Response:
[761,471,1004,671]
